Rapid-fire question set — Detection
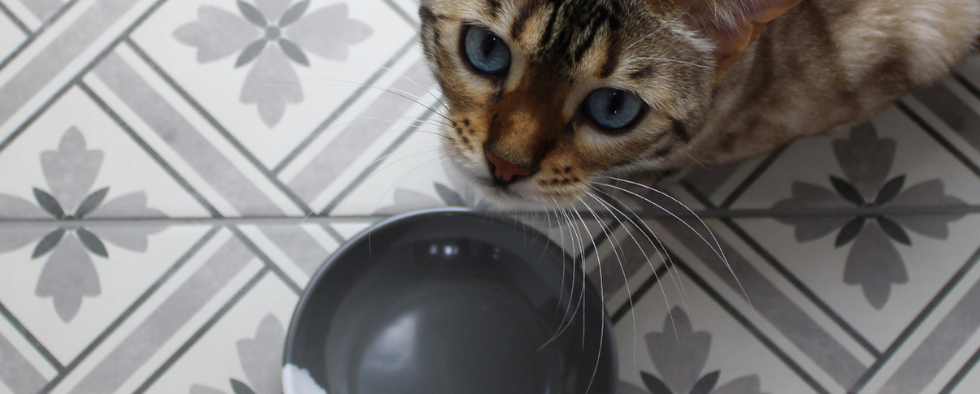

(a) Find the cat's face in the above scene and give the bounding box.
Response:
[419,0,718,208]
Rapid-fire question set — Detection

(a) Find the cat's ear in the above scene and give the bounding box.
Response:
[682,0,800,66]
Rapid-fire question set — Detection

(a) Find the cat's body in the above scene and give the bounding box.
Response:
[419,0,980,208]
[691,0,980,165]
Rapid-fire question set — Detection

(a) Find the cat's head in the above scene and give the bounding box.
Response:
[419,0,798,208]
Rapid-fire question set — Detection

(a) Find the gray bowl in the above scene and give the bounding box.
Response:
[283,209,616,394]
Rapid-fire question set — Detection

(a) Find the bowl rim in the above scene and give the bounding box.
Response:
[281,207,615,392]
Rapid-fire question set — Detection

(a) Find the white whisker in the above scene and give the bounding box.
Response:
[370,154,450,213]
[543,202,585,346]
[583,187,683,357]
[571,197,606,394]
[600,177,753,311]
[578,189,642,367]
[301,77,452,123]
[377,66,451,112]
[586,186,684,340]
[591,184,691,304]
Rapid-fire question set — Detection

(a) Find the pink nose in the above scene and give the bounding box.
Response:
[486,152,532,182]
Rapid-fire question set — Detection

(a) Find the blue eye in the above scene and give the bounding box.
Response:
[464,26,511,76]
[584,88,644,131]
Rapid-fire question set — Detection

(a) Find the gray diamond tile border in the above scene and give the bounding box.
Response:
[0,2,980,393]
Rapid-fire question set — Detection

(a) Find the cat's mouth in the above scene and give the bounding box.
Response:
[483,184,576,209]
[470,172,543,206]
[440,133,588,209]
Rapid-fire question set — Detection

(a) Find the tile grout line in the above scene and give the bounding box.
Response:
[595,192,672,317]
[131,267,270,394]
[721,217,883,359]
[0,327,47,394]
[582,202,651,303]
[0,0,83,74]
[37,226,220,394]
[316,221,347,245]
[616,204,980,219]
[0,0,152,128]
[93,47,336,276]
[319,108,439,215]
[0,0,170,156]
[897,100,980,179]
[683,180,884,358]
[939,343,980,394]
[671,251,832,394]
[0,0,30,35]
[0,32,33,73]
[952,71,980,100]
[545,211,619,304]
[227,225,303,295]
[122,38,315,216]
[40,0,83,27]
[61,234,259,393]
[272,35,420,175]
[719,146,788,209]
[379,0,419,29]
[573,197,624,262]
[0,300,63,373]
[610,263,671,323]
[0,75,72,154]
[597,192,699,323]
[580,219,623,290]
[847,243,980,393]
[10,2,977,393]
[555,207,621,264]
[75,79,222,218]
[878,267,980,393]
[605,188,853,391]
[5,204,980,227]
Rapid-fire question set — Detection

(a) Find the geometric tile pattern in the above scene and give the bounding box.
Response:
[2,1,980,393]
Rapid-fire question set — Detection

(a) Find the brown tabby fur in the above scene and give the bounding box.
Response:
[419,0,980,208]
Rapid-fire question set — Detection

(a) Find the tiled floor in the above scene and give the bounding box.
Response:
[2,1,980,394]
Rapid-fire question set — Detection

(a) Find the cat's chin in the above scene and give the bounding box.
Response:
[477,186,571,211]
[463,177,586,211]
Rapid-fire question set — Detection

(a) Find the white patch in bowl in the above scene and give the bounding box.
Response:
[283,364,327,394]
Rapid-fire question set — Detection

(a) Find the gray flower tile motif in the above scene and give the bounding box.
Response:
[619,307,770,394]
[174,0,373,127]
[772,123,967,309]
[190,314,285,394]
[0,127,168,322]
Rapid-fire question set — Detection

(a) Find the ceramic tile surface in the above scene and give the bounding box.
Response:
[2,1,980,393]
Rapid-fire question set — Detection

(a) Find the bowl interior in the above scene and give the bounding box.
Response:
[284,209,616,394]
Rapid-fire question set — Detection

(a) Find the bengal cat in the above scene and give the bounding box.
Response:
[417,0,980,209]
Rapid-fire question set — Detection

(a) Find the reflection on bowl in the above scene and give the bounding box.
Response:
[283,208,616,394]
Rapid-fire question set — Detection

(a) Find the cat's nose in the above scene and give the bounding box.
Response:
[486,151,532,183]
